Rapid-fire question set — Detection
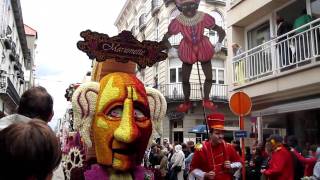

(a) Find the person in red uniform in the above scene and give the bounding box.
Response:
[261,134,294,180]
[189,113,242,180]
[291,145,317,177]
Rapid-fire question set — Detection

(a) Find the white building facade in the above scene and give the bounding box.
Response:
[227,0,320,146]
[115,0,239,144]
[0,0,34,114]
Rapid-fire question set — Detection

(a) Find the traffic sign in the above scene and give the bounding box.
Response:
[234,130,248,138]
[229,91,252,116]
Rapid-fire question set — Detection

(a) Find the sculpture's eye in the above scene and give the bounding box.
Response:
[106,106,122,119]
[105,105,148,121]
[134,109,148,122]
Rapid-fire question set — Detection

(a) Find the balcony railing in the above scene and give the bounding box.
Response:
[157,83,228,102]
[232,18,320,86]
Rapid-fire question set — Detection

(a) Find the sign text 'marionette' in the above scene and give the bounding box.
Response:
[102,43,146,56]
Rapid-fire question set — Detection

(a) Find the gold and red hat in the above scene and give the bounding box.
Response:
[175,0,200,6]
[207,113,225,130]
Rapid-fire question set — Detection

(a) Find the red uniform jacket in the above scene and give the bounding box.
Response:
[190,140,241,180]
[263,145,294,180]
[292,149,317,176]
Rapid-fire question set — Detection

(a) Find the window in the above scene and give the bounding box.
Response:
[170,68,176,83]
[218,70,224,84]
[173,120,183,128]
[212,68,225,84]
[212,69,217,83]
[247,21,270,49]
[173,131,183,144]
[170,67,182,83]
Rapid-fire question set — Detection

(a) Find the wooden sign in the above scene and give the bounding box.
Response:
[77,30,168,68]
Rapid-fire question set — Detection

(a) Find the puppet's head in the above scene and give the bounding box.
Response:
[175,0,200,17]
[72,72,166,171]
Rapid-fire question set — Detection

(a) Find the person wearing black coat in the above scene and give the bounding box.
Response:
[276,15,293,69]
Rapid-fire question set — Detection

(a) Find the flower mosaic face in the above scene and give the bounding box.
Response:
[92,72,152,171]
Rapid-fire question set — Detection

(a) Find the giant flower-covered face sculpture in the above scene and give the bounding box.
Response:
[93,72,152,170]
[72,72,166,173]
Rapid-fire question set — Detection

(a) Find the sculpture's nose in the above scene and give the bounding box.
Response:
[114,86,139,143]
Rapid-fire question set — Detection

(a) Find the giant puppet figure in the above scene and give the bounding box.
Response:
[72,30,167,180]
[161,0,226,113]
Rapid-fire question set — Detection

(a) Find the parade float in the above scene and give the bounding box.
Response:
[58,30,168,180]
[58,0,230,177]
[58,83,85,180]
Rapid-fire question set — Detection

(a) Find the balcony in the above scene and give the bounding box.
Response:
[2,37,12,49]
[17,70,24,79]
[157,83,228,102]
[0,77,20,107]
[151,0,161,15]
[139,13,147,31]
[232,18,320,87]
[14,61,22,71]
[9,52,17,62]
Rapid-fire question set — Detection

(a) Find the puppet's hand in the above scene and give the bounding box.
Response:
[214,42,222,53]
[160,38,172,50]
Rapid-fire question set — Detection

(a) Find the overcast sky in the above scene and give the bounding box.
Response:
[20,0,126,128]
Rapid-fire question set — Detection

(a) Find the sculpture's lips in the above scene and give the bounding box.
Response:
[112,149,132,155]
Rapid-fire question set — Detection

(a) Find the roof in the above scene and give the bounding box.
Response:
[24,24,38,38]
[11,0,31,66]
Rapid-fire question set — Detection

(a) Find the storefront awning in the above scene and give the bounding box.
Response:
[252,98,320,116]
